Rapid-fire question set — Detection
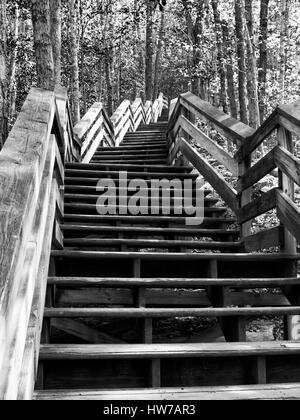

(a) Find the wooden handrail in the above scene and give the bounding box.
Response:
[0,87,70,399]
[75,93,167,162]
[168,91,300,255]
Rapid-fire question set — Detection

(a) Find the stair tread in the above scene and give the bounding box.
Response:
[51,250,299,261]
[48,276,300,287]
[44,306,300,318]
[34,383,300,400]
[64,238,241,249]
[66,163,192,172]
[39,341,300,359]
[62,225,236,235]
[65,170,198,179]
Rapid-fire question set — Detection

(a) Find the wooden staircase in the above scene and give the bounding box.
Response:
[35,116,300,400]
[1,88,300,400]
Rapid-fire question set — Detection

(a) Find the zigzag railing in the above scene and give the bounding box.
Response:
[168,92,300,257]
[74,93,168,163]
[0,87,168,399]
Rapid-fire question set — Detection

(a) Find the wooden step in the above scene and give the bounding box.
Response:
[94,148,168,156]
[91,159,168,165]
[64,185,211,196]
[34,383,300,400]
[63,214,237,227]
[64,203,227,217]
[44,306,300,318]
[92,153,168,161]
[62,225,237,240]
[51,250,299,263]
[96,145,167,152]
[65,169,198,180]
[38,342,300,360]
[48,276,300,288]
[65,163,193,173]
[64,238,242,251]
[64,195,219,208]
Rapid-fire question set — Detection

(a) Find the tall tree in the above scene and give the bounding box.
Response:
[235,0,248,124]
[69,0,80,123]
[182,0,205,96]
[279,0,290,101]
[245,0,260,128]
[222,20,238,119]
[153,8,165,100]
[7,2,19,124]
[31,0,55,90]
[0,0,7,147]
[211,0,227,112]
[258,0,269,121]
[50,0,62,86]
[145,0,155,100]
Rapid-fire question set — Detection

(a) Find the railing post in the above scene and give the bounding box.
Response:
[277,126,299,340]
[238,156,252,239]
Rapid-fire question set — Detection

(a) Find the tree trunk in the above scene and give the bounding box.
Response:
[279,0,290,102]
[50,0,61,86]
[182,0,205,96]
[104,49,113,116]
[245,0,260,128]
[145,0,154,100]
[258,0,269,121]
[153,9,165,101]
[31,0,55,90]
[211,0,228,112]
[0,0,7,148]
[222,20,238,119]
[69,0,80,124]
[235,0,248,124]
[7,2,19,125]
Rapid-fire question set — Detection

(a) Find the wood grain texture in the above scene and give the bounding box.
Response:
[179,115,238,175]
[179,138,238,213]
[180,92,254,145]
[243,226,282,252]
[237,188,277,224]
[34,383,300,400]
[277,190,300,243]
[0,88,55,378]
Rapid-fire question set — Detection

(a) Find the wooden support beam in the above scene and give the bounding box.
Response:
[179,138,238,213]
[51,318,125,344]
[179,115,238,175]
[237,188,277,225]
[180,92,254,146]
[243,226,282,252]
[275,145,300,188]
[237,148,276,193]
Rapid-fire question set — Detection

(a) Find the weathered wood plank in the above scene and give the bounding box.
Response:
[179,138,238,213]
[179,115,238,175]
[17,182,57,400]
[243,226,282,252]
[51,318,125,344]
[38,341,300,359]
[0,135,57,399]
[237,148,276,193]
[0,88,55,382]
[235,109,279,161]
[277,190,300,243]
[275,145,300,187]
[237,188,277,224]
[44,306,300,319]
[48,276,300,288]
[278,101,300,137]
[180,92,254,146]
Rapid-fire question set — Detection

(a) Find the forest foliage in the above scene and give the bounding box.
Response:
[0,0,299,147]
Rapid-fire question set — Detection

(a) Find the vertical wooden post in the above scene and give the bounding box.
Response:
[277,127,299,340]
[238,155,252,240]
[132,259,160,387]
